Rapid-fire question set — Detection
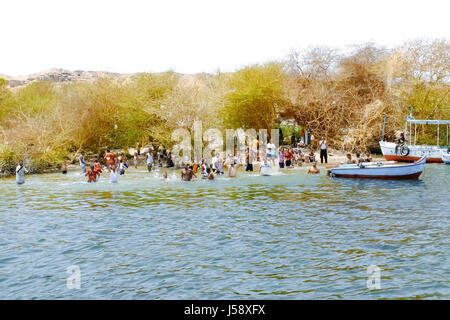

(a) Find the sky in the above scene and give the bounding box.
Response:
[1,0,449,76]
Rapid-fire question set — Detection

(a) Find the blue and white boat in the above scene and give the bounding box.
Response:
[330,156,427,180]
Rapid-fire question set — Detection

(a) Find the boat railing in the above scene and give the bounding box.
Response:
[404,113,450,147]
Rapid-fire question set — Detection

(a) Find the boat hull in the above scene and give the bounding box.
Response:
[330,156,426,180]
[333,171,422,180]
[379,141,444,163]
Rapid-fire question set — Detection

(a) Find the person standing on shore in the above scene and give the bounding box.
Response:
[291,133,296,147]
[278,147,285,168]
[308,150,316,163]
[133,152,138,169]
[319,137,328,164]
[251,138,259,162]
[285,148,294,168]
[16,160,28,184]
[79,152,87,173]
[245,149,253,171]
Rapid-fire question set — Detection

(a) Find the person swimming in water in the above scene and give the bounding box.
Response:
[181,164,196,181]
[86,164,100,182]
[161,171,170,181]
[259,158,271,176]
[307,162,320,174]
[207,167,215,180]
[61,161,68,174]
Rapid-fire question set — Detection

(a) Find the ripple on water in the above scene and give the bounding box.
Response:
[0,165,448,299]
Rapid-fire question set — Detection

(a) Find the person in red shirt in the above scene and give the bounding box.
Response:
[86,164,99,182]
[93,161,102,180]
[104,150,115,171]
[285,148,294,168]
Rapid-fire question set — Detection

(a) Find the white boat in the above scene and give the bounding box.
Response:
[330,156,427,180]
[379,108,449,163]
[379,141,445,163]
[441,149,450,164]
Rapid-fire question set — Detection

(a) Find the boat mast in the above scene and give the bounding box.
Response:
[407,106,414,145]
[437,121,439,146]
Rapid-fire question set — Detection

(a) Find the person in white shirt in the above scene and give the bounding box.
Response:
[16,160,28,184]
[110,165,119,183]
[216,156,224,174]
[146,151,154,172]
[319,136,328,164]
[259,158,271,176]
[79,153,86,173]
[267,141,277,166]
[228,163,237,178]
[211,153,218,171]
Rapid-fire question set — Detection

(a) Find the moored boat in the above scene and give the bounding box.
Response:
[441,149,450,164]
[379,141,445,163]
[379,107,449,163]
[330,156,427,180]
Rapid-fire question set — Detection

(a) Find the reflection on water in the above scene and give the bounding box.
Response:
[0,165,448,299]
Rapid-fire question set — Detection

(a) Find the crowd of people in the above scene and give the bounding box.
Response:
[13,137,375,184]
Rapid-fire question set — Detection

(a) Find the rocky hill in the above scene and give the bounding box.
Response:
[1,68,136,88]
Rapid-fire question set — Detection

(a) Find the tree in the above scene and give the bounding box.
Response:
[221,63,288,132]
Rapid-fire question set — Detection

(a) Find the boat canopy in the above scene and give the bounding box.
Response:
[406,119,450,125]
[405,117,449,146]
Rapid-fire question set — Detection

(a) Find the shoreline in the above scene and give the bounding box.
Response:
[0,149,386,179]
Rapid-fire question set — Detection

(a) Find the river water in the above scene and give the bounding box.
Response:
[0,164,448,299]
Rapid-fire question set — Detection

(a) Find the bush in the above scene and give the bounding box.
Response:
[0,144,22,175]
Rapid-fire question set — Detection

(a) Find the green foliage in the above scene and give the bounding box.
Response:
[13,81,58,115]
[0,78,13,123]
[222,63,288,131]
[0,144,22,175]
[402,83,450,146]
